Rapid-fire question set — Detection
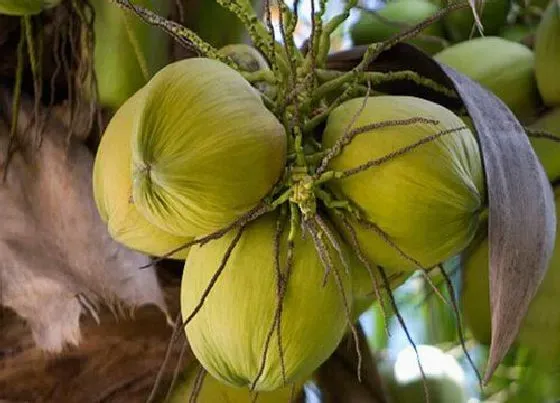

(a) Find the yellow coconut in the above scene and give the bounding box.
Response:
[322,96,484,273]
[0,0,59,15]
[168,364,305,403]
[93,90,192,259]
[535,0,560,106]
[434,36,540,122]
[132,58,287,238]
[181,212,352,391]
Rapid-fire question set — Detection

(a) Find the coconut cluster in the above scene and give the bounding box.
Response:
[92,33,489,394]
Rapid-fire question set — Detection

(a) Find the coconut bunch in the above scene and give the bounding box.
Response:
[352,0,560,124]
[94,36,484,396]
[91,0,556,398]
[349,0,554,53]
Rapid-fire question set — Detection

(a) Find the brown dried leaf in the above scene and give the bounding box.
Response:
[327,43,557,383]
[0,94,170,352]
[438,65,556,382]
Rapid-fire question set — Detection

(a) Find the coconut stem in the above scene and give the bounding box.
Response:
[315,69,458,100]
[263,0,278,75]
[112,0,234,68]
[303,82,360,133]
[216,0,275,64]
[318,0,358,66]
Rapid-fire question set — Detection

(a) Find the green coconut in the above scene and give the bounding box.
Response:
[132,58,287,238]
[350,0,446,55]
[218,44,269,73]
[169,364,304,403]
[0,0,59,15]
[443,0,511,42]
[535,0,560,106]
[322,96,484,273]
[434,36,540,122]
[181,212,352,391]
[462,187,560,367]
[93,90,192,259]
[529,107,560,182]
[500,23,536,43]
[460,222,492,344]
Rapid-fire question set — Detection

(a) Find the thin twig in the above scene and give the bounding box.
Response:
[163,338,189,403]
[378,266,430,403]
[339,126,467,178]
[180,227,245,329]
[317,117,440,176]
[339,215,391,337]
[357,217,450,307]
[147,312,182,403]
[140,203,270,269]
[439,265,483,388]
[525,128,560,142]
[189,366,207,403]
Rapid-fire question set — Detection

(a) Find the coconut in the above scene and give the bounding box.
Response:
[322,96,484,273]
[535,0,560,106]
[132,58,287,238]
[181,212,352,391]
[500,23,536,43]
[529,107,560,182]
[93,90,192,259]
[0,0,59,15]
[218,44,269,73]
[434,37,540,122]
[168,364,304,403]
[460,223,492,345]
[462,187,560,367]
[442,0,511,42]
[350,0,445,54]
